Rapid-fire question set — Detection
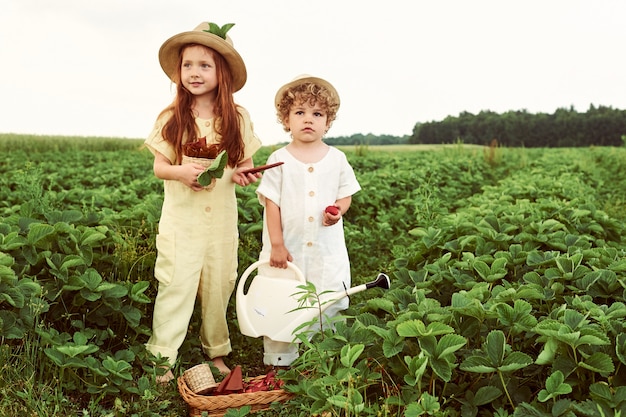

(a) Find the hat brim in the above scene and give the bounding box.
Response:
[159,31,247,92]
[274,75,340,109]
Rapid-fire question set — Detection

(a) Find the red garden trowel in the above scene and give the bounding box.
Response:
[236,260,390,343]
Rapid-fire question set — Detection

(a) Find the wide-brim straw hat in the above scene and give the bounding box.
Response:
[159,22,247,92]
[274,74,340,110]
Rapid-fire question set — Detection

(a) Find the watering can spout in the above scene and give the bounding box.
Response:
[366,273,390,290]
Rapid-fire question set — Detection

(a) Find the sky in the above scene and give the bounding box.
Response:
[1,0,625,145]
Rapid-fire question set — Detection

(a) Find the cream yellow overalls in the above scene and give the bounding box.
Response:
[144,109,261,366]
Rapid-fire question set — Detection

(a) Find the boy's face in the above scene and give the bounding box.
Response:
[284,100,329,143]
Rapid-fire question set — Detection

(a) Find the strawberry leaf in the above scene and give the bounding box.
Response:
[204,23,235,40]
[197,150,228,186]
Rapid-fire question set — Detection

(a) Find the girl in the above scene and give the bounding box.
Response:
[255,75,361,367]
[144,22,262,383]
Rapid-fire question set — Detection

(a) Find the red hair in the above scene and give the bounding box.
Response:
[159,44,245,167]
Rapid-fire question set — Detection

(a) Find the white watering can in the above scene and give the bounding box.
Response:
[236,260,390,343]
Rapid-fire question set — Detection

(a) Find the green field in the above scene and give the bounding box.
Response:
[1,134,625,416]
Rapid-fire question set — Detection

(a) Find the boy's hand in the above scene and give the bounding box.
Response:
[323,205,341,226]
[269,245,293,269]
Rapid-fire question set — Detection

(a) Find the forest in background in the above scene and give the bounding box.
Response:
[325,105,626,148]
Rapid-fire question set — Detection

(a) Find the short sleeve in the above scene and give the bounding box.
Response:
[238,107,262,161]
[337,151,361,199]
[255,151,282,207]
[144,112,176,163]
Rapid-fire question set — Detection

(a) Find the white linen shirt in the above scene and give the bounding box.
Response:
[256,146,361,314]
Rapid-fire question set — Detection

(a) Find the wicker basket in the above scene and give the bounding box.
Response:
[182,155,217,191]
[183,364,219,395]
[178,374,294,417]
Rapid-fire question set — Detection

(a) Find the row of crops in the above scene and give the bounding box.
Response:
[1,135,625,416]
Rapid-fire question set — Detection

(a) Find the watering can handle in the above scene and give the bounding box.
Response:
[238,260,306,292]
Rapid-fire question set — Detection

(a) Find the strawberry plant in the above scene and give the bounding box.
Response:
[1,135,626,416]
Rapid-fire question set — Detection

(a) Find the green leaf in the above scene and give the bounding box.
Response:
[44,348,67,366]
[0,288,24,308]
[485,330,506,367]
[61,274,85,291]
[0,311,25,339]
[61,255,87,270]
[579,352,615,373]
[429,357,453,382]
[616,333,626,365]
[535,338,558,365]
[84,356,108,377]
[340,343,364,368]
[494,299,536,329]
[80,269,102,291]
[436,334,467,358]
[121,305,142,328]
[365,297,395,314]
[102,357,133,381]
[382,337,404,358]
[103,284,128,299]
[56,344,98,358]
[576,326,611,347]
[0,232,27,251]
[404,355,428,387]
[498,351,533,372]
[538,371,572,402]
[27,223,55,245]
[396,320,454,338]
[197,150,228,186]
[73,331,88,345]
[460,355,496,373]
[206,150,227,173]
[326,395,348,410]
[80,288,102,302]
[562,309,587,330]
[79,229,107,247]
[205,22,235,39]
[473,386,502,406]
[473,260,491,280]
[130,281,152,304]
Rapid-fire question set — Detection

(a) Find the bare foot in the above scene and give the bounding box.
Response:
[211,357,231,374]
[156,368,175,384]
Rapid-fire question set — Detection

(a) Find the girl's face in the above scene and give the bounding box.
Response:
[180,45,219,98]
[285,101,330,144]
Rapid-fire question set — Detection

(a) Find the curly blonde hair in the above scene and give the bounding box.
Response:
[276,82,340,132]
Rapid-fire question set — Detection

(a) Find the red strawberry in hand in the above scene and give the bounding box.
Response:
[325,206,339,216]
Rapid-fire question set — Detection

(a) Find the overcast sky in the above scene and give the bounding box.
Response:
[1,0,625,145]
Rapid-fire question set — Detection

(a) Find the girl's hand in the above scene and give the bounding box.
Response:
[232,157,261,186]
[323,205,341,226]
[179,163,206,191]
[153,152,205,191]
[269,245,293,269]
[232,167,261,187]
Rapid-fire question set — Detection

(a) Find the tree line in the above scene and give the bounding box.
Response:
[409,105,626,147]
[323,105,626,147]
[324,133,409,147]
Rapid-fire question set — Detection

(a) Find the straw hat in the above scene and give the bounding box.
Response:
[274,74,340,110]
[159,22,247,92]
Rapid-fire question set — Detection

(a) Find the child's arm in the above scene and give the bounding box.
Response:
[153,151,206,191]
[265,199,293,269]
[323,196,352,227]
